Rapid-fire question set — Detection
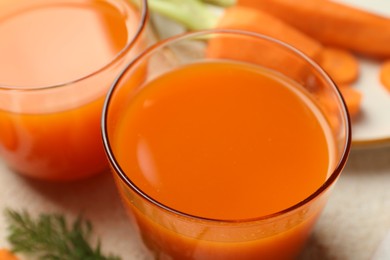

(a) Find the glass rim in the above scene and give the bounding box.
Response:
[102,29,352,224]
[0,0,148,91]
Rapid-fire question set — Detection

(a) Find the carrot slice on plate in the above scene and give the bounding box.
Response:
[380,60,390,92]
[319,47,360,85]
[339,87,362,118]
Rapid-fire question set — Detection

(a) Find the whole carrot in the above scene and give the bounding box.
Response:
[238,0,390,59]
[214,6,323,61]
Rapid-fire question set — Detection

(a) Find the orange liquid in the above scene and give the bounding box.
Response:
[0,99,107,180]
[0,1,128,87]
[0,1,141,180]
[113,62,334,258]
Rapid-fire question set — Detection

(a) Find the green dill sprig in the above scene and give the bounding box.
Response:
[5,209,121,260]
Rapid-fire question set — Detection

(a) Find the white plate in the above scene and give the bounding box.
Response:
[333,0,390,147]
[351,58,390,148]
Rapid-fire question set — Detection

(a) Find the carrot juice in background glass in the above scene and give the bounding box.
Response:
[0,0,148,181]
[102,31,351,259]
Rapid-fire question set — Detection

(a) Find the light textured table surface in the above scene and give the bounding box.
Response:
[0,144,390,260]
[1,0,390,259]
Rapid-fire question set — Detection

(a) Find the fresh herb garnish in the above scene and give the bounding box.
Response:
[5,209,121,260]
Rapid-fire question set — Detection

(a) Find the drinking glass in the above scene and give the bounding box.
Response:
[0,0,148,181]
[102,30,351,259]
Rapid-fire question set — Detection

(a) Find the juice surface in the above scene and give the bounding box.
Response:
[114,61,332,220]
[0,1,128,87]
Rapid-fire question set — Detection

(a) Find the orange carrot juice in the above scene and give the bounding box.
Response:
[0,0,146,180]
[111,61,336,259]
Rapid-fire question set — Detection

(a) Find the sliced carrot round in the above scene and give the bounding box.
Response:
[380,60,390,92]
[339,87,362,118]
[319,47,360,85]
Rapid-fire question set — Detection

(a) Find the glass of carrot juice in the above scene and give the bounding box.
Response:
[102,30,351,259]
[0,0,148,181]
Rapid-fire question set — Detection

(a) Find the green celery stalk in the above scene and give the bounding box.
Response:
[148,0,219,30]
